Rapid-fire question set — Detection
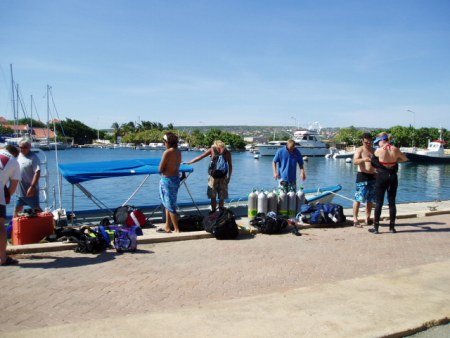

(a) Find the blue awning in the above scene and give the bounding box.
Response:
[58,158,193,184]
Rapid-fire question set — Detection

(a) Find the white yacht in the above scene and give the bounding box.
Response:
[257,129,328,156]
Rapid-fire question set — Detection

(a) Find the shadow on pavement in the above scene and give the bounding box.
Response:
[382,221,449,233]
[14,249,154,269]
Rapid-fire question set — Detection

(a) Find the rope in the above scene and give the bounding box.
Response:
[75,183,114,215]
[328,191,366,206]
[122,174,150,206]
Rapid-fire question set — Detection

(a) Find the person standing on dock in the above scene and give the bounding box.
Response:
[14,137,42,216]
[0,145,20,266]
[273,139,306,191]
[159,132,182,233]
[186,140,232,212]
[369,132,408,234]
[352,133,376,228]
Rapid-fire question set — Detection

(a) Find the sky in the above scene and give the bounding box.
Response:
[1,0,449,129]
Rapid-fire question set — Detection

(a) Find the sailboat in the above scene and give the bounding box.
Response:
[37,85,71,151]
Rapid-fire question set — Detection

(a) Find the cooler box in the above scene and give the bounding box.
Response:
[12,212,55,245]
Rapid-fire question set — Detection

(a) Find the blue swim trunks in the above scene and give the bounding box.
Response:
[159,176,181,214]
[15,196,41,210]
[355,180,376,203]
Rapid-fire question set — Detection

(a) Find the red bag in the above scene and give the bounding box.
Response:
[114,206,147,227]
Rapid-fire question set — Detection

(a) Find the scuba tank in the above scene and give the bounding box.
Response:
[296,186,306,214]
[257,190,268,215]
[248,189,258,220]
[267,189,278,214]
[277,188,288,217]
[287,188,297,218]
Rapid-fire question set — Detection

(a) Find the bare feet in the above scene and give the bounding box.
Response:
[156,227,172,233]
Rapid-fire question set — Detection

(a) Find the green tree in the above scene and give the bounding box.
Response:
[17,118,46,128]
[334,127,362,145]
[0,125,13,135]
[111,122,122,143]
[186,129,205,148]
[57,118,97,144]
[388,126,412,147]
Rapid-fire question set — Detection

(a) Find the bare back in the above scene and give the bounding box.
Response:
[160,148,182,177]
[375,144,408,167]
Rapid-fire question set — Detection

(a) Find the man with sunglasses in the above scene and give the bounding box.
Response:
[352,133,376,228]
[14,138,42,216]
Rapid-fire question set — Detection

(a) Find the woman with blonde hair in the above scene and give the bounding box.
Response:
[186,140,232,212]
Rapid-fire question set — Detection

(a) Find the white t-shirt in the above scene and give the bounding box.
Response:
[0,150,21,205]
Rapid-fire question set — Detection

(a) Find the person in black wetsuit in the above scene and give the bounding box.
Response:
[369,133,408,234]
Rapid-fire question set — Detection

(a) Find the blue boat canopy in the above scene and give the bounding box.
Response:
[58,158,194,184]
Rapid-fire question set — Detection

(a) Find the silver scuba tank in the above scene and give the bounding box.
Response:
[248,189,258,220]
[287,188,297,218]
[296,187,306,214]
[257,190,268,215]
[267,190,278,214]
[277,188,288,217]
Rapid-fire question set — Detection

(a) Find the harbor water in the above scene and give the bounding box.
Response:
[7,147,450,215]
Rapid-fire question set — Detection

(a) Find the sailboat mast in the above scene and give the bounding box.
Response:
[15,84,20,136]
[30,95,33,135]
[47,85,50,143]
[10,64,16,135]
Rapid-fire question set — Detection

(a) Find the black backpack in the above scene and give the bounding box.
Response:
[73,226,110,254]
[203,208,239,239]
[172,214,204,232]
[208,148,229,179]
[251,213,287,234]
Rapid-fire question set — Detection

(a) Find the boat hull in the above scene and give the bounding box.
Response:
[405,153,450,164]
[258,145,328,157]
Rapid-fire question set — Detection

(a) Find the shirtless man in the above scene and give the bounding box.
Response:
[369,132,408,234]
[159,132,182,233]
[352,133,375,227]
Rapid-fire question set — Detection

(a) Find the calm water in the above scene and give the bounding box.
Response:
[7,148,450,214]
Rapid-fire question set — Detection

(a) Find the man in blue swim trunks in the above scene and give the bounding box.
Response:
[352,133,376,227]
[159,132,182,233]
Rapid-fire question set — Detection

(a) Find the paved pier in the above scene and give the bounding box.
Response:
[1,200,450,337]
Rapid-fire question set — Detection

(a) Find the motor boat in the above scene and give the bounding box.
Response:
[401,128,449,164]
[256,127,328,157]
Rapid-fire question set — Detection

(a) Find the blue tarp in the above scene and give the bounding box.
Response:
[58,158,194,184]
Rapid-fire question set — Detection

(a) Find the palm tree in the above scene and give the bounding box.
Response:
[111,122,122,143]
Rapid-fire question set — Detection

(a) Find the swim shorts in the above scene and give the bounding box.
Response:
[159,176,181,214]
[15,196,41,210]
[355,180,376,203]
[207,176,229,200]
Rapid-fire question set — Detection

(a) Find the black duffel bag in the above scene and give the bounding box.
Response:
[171,214,204,232]
[250,212,287,234]
[203,207,239,240]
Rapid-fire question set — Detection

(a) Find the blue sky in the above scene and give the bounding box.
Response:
[1,0,449,129]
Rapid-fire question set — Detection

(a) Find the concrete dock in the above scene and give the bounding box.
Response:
[1,200,450,337]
